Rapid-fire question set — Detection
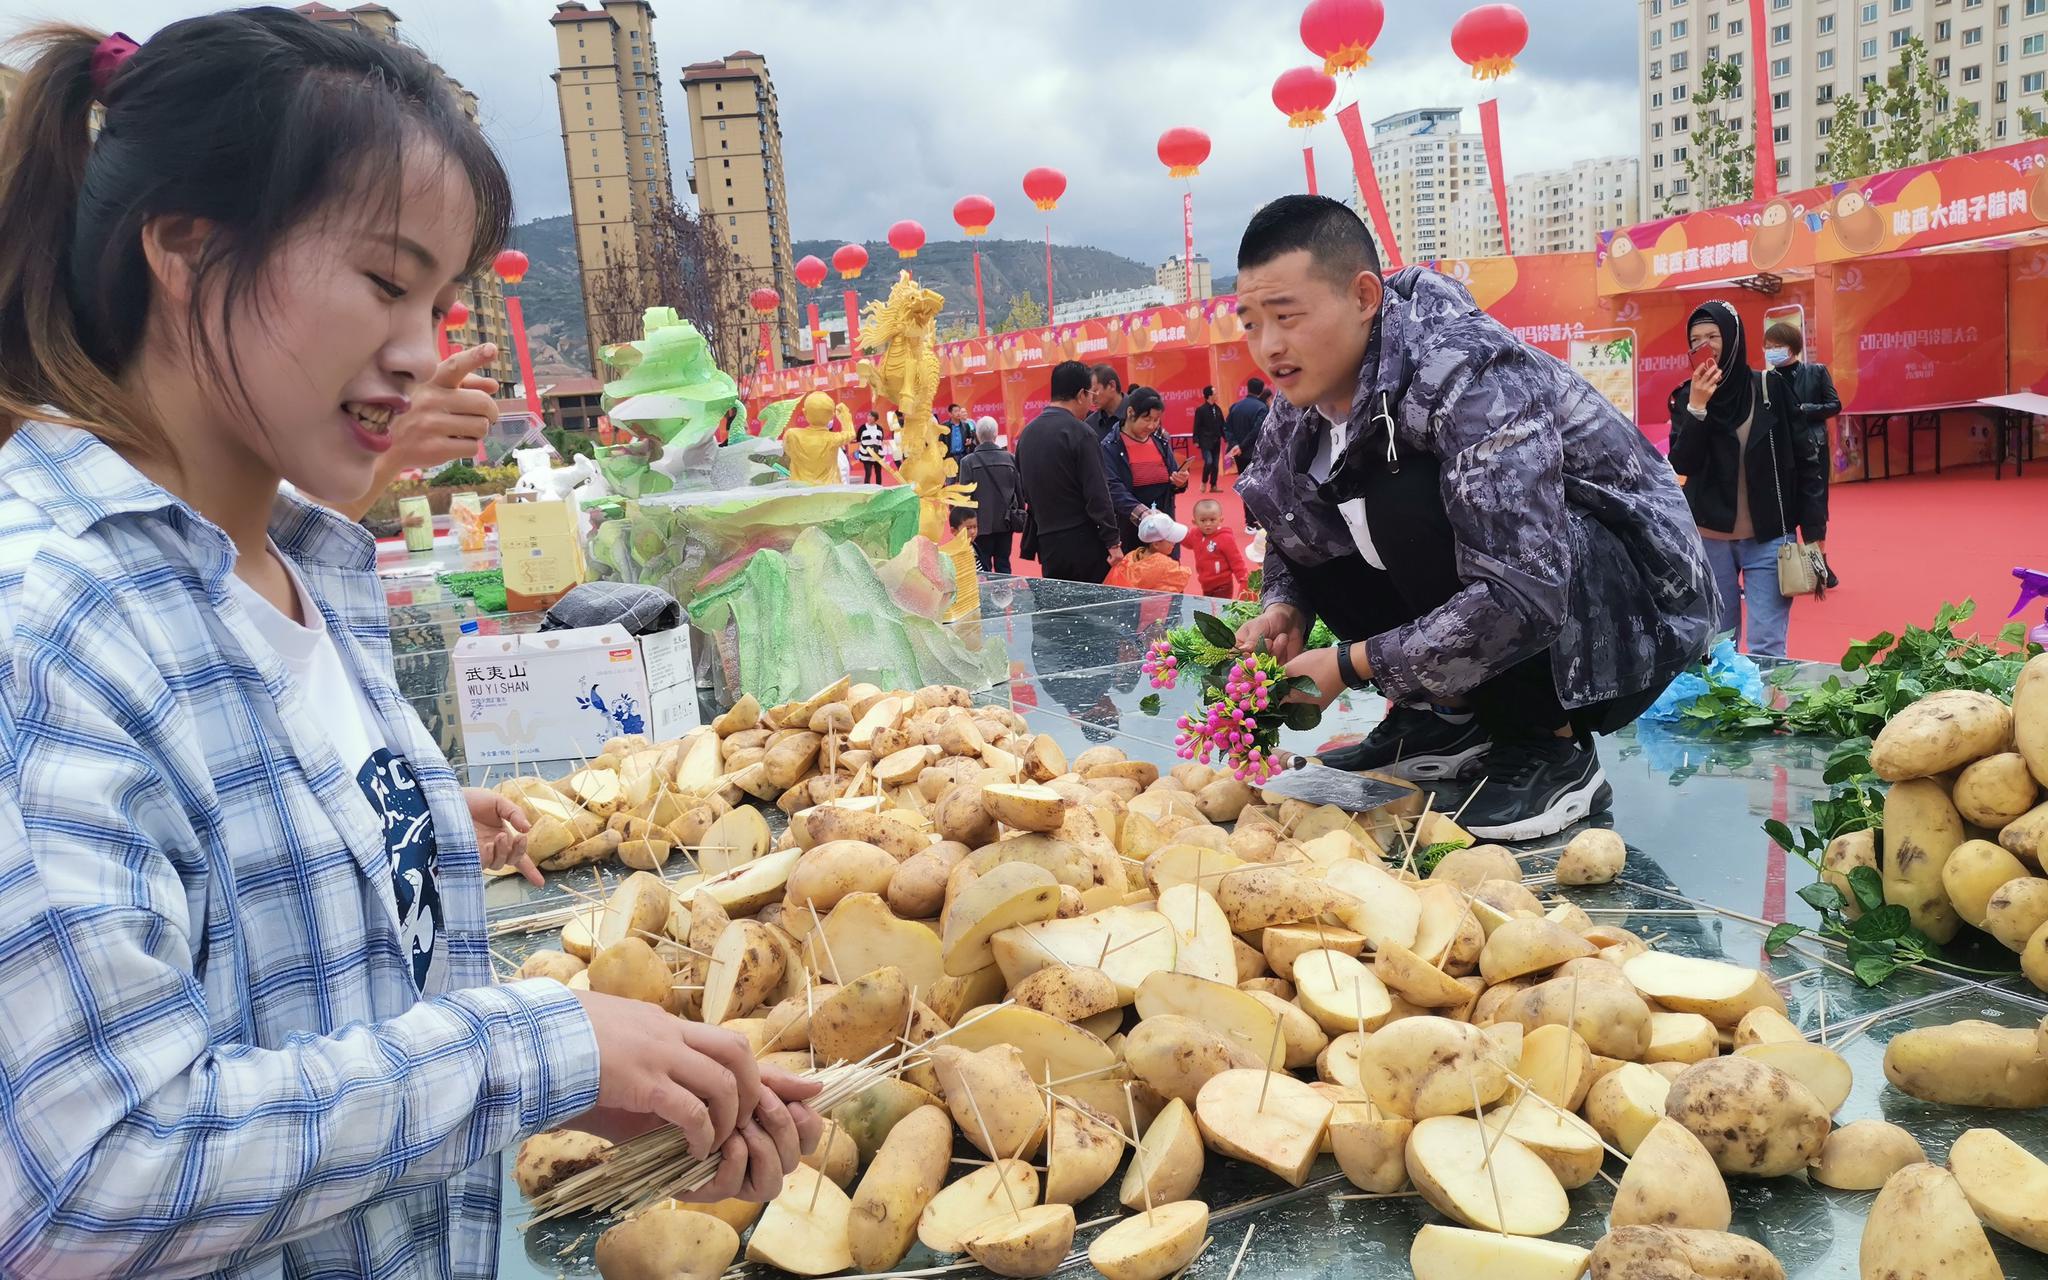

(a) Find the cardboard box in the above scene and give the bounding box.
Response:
[497,498,586,613]
[455,625,698,767]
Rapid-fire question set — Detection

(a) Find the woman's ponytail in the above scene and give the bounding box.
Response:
[0,25,140,450]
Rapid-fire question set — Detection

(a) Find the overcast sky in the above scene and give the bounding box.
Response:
[4,1,1639,264]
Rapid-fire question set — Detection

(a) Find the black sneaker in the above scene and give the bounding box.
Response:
[1318,704,1492,781]
[1455,736,1614,842]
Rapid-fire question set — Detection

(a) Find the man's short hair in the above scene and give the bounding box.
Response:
[1202,385,1215,398]
[1050,360,1093,401]
[976,419,999,443]
[1090,364,1122,392]
[1237,193,1382,288]
[1245,377,1266,398]
[1763,322,1804,354]
[947,403,961,413]
[948,505,977,530]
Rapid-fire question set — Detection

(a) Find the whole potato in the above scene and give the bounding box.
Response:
[594,1206,737,1280]
[1954,752,2040,828]
[787,840,896,913]
[1881,777,1965,944]
[887,841,969,919]
[517,948,588,984]
[1663,1056,1828,1177]
[2015,652,2048,786]
[1501,974,1652,1060]
[1940,839,2030,929]
[1883,1018,2048,1107]
[1356,1016,1508,1120]
[1809,1118,1925,1191]
[2003,800,2048,867]
[1985,876,2048,951]
[1555,828,1627,886]
[1428,844,1522,889]
[1588,1226,1785,1280]
[1820,829,1878,920]
[1124,1013,1262,1104]
[1870,689,2014,781]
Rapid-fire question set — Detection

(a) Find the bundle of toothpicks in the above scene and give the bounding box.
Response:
[525,1043,900,1226]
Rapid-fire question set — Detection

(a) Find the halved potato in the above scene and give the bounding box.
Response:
[1410,1225,1590,1280]
[1733,1040,1853,1114]
[1291,949,1395,1036]
[1193,1068,1333,1187]
[1135,971,1287,1069]
[745,1165,853,1276]
[1405,1115,1569,1236]
[1088,1200,1210,1280]
[942,862,1062,976]
[916,1159,1041,1254]
[1121,1096,1205,1209]
[1622,952,1787,1028]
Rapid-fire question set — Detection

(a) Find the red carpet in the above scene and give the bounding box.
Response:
[995,459,2048,664]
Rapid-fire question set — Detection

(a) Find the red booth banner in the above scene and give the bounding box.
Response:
[1053,318,1118,365]
[1001,366,1049,436]
[944,337,996,379]
[1829,251,2008,412]
[1212,342,1261,403]
[1202,296,1246,347]
[947,369,1006,429]
[1117,303,1205,354]
[1129,347,1212,441]
[1595,182,1831,296]
[995,327,1054,371]
[1810,141,2048,262]
[2009,246,2048,393]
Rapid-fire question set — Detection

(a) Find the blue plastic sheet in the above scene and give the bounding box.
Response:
[1641,638,1768,723]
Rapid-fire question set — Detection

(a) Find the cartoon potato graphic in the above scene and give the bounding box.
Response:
[1750,198,1797,271]
[1607,233,1647,288]
[2031,162,2048,222]
[1831,188,1884,253]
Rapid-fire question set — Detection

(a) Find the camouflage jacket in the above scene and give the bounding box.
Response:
[1239,267,1717,710]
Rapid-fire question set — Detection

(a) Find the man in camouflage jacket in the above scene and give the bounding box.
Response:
[1232,196,1716,841]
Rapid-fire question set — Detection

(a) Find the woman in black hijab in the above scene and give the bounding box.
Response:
[1667,300,1828,658]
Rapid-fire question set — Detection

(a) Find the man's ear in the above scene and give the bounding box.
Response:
[1353,269,1384,320]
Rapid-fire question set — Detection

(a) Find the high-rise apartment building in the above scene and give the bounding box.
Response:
[1508,156,1643,254]
[1639,0,2048,215]
[295,3,515,390]
[1350,107,1502,262]
[1155,254,1214,301]
[550,1,677,359]
[680,51,797,366]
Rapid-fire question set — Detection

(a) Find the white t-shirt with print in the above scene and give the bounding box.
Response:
[228,550,446,991]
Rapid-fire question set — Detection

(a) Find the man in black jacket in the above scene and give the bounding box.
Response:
[1225,377,1270,475]
[1018,361,1124,583]
[1191,386,1227,491]
[955,419,1021,574]
[1764,322,1842,587]
[1086,364,1124,437]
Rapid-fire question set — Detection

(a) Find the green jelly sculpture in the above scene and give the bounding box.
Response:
[596,307,740,497]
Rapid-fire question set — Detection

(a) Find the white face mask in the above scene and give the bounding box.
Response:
[1763,346,1791,367]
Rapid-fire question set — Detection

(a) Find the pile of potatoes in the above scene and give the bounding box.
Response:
[1837,654,2048,989]
[502,676,2048,1280]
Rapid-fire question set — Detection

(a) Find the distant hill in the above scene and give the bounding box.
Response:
[506,215,589,376]
[792,236,1155,332]
[502,215,1157,375]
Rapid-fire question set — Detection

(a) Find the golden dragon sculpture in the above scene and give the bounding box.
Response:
[856,270,976,546]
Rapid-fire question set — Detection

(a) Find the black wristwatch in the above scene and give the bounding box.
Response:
[1334,640,1370,690]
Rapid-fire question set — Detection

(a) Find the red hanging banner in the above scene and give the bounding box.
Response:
[1304,145,1319,195]
[973,250,988,335]
[504,294,541,418]
[1182,191,1196,303]
[1477,98,1512,255]
[843,289,861,345]
[806,301,826,363]
[1335,103,1404,268]
[1749,0,1778,200]
[1044,225,1055,324]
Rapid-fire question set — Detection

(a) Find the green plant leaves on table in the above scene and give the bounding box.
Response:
[1194,610,1238,651]
[1139,693,1162,716]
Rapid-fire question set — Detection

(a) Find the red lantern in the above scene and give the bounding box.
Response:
[1156,127,1211,179]
[443,300,470,330]
[952,194,996,237]
[795,254,828,290]
[1300,0,1385,75]
[1452,4,1529,80]
[1271,66,1337,128]
[832,242,869,279]
[749,287,780,314]
[1022,166,1067,211]
[887,219,926,258]
[492,248,529,283]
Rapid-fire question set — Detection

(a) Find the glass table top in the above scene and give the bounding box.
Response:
[458,575,2045,1279]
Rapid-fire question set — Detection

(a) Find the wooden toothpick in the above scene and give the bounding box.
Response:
[807,899,843,982]
[959,1081,1021,1221]
[1469,1073,1508,1239]
[1256,1018,1287,1112]
[1225,1223,1257,1280]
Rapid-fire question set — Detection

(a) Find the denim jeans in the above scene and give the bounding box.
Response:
[1701,534,1792,658]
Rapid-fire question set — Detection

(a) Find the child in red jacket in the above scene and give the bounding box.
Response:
[1188,499,1249,599]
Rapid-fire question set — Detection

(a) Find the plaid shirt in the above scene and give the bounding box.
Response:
[0,422,601,1279]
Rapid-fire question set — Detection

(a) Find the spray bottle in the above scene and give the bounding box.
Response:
[2010,568,2048,647]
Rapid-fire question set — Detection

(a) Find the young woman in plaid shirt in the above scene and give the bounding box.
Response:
[0,12,816,1277]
